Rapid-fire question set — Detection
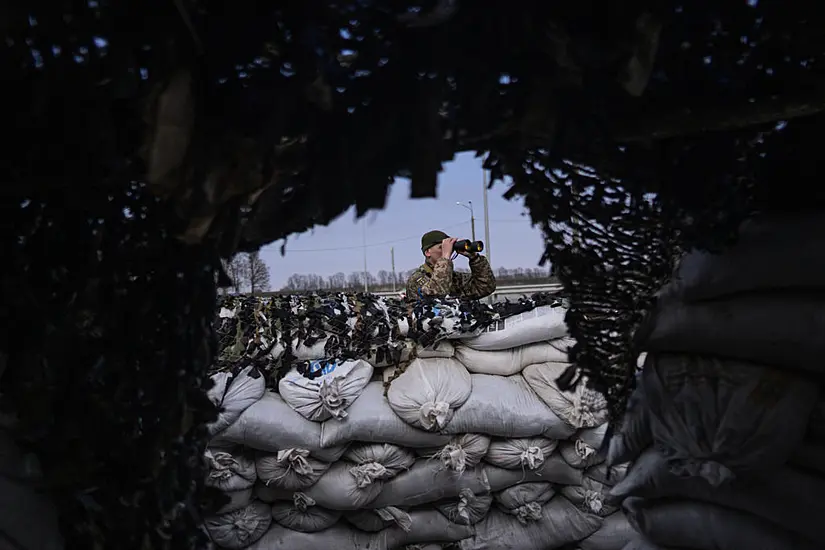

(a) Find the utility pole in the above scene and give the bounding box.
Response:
[456,201,476,241]
[391,247,397,292]
[482,166,493,303]
[362,218,369,293]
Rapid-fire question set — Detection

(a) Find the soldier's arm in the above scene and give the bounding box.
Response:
[458,254,497,299]
[414,258,454,297]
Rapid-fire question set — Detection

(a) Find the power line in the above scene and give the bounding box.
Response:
[280,219,531,253]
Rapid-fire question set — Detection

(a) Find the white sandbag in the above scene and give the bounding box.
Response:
[485,454,583,489]
[454,339,570,376]
[417,340,455,358]
[443,374,576,439]
[644,294,825,376]
[436,488,493,525]
[494,482,556,523]
[291,337,331,361]
[346,506,412,532]
[270,492,341,533]
[462,305,569,351]
[606,374,651,466]
[0,430,63,550]
[207,366,266,435]
[320,382,452,449]
[485,437,558,471]
[279,359,373,421]
[212,392,346,462]
[669,213,825,302]
[387,358,472,431]
[561,477,618,517]
[611,447,825,545]
[560,425,608,469]
[461,497,603,550]
[345,443,416,480]
[205,500,271,550]
[623,497,820,550]
[216,487,253,515]
[369,460,492,509]
[280,460,385,510]
[247,522,375,550]
[255,449,330,491]
[522,362,609,429]
[205,449,257,492]
[580,512,636,550]
[416,434,491,473]
[639,354,818,485]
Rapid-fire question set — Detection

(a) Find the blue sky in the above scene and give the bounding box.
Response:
[260,153,548,289]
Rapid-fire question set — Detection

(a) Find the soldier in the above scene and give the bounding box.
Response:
[405,230,497,301]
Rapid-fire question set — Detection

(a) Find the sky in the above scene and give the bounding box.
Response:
[259,153,548,289]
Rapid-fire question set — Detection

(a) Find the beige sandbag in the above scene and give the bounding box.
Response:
[387,358,472,431]
[454,339,571,376]
[278,359,373,421]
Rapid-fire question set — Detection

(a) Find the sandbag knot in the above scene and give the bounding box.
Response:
[514,502,542,524]
[319,377,348,419]
[349,461,388,487]
[520,446,545,470]
[419,401,450,431]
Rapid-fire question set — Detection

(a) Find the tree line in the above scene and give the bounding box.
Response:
[280,266,557,292]
[221,252,272,294]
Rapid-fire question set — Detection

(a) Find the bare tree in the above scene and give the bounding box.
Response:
[247,251,271,293]
[222,254,248,294]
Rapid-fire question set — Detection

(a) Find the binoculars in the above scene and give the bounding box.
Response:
[454,239,484,254]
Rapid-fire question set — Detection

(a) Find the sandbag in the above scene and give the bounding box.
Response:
[255,449,330,491]
[443,374,575,440]
[207,365,266,435]
[522,361,609,429]
[485,454,583,489]
[586,462,630,487]
[385,509,475,547]
[606,374,651,466]
[462,305,569,351]
[623,497,820,550]
[269,460,385,510]
[320,382,452,449]
[0,430,63,550]
[247,521,375,550]
[369,460,491,509]
[345,443,416,480]
[454,339,571,376]
[485,437,558,471]
[644,294,825,376]
[387,358,472,431]
[216,487,253,515]
[611,447,825,545]
[270,492,341,533]
[417,340,455,358]
[346,506,412,532]
[461,497,603,550]
[279,359,373,421]
[212,392,346,462]
[639,353,817,486]
[436,488,493,526]
[579,512,638,550]
[580,512,636,550]
[668,213,825,302]
[560,425,608,469]
[790,440,825,476]
[494,482,556,523]
[621,538,681,550]
[205,500,271,550]
[416,434,491,473]
[561,477,618,517]
[205,449,257,492]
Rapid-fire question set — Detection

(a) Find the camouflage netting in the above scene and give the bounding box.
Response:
[4,0,825,547]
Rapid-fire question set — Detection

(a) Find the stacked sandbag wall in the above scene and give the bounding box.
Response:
[203,301,637,549]
[606,214,825,550]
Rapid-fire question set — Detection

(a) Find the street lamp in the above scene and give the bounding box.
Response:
[455,201,476,241]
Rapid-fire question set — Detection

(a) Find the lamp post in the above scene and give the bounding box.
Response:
[482,168,493,303]
[455,201,476,241]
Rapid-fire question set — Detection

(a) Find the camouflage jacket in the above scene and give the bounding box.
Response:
[405,254,496,301]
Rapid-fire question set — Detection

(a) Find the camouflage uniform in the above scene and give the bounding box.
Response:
[405,254,496,301]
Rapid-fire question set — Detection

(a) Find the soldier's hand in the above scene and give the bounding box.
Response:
[441,237,457,258]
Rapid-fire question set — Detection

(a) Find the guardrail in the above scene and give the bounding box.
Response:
[371,283,563,299]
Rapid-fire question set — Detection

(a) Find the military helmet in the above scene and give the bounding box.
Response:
[421,230,450,253]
